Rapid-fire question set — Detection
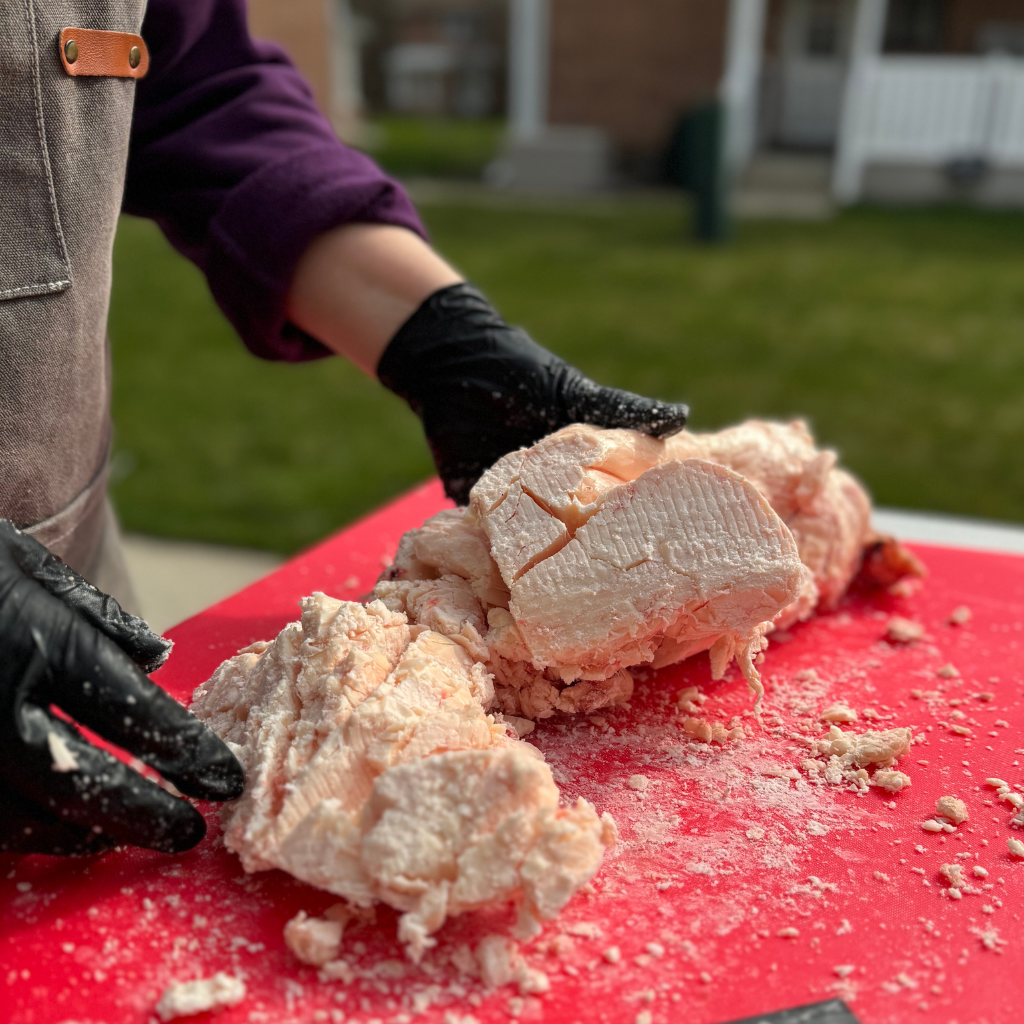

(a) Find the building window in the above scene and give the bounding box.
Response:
[806,0,843,57]
[977,21,1024,57]
[884,0,946,53]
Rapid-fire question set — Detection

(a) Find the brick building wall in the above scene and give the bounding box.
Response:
[547,0,729,167]
[946,0,1024,51]
[247,0,333,115]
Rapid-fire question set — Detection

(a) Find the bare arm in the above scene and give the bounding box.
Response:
[285,223,463,374]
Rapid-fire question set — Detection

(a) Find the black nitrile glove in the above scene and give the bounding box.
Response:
[378,283,689,504]
[0,520,244,857]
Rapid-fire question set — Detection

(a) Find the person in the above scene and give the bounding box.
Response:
[0,0,687,858]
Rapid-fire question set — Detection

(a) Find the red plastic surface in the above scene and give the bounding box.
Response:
[3,479,1023,1024]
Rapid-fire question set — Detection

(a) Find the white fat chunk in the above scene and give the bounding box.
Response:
[191,594,615,960]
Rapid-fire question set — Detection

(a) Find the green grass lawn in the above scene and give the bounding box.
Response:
[109,202,1024,554]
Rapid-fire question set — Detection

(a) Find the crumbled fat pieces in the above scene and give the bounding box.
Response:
[190,595,616,960]
[375,422,839,718]
[155,973,246,1020]
[801,726,914,793]
[939,863,967,890]
[816,726,913,767]
[681,716,745,744]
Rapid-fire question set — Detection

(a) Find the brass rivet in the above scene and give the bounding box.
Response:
[64,39,78,64]
[128,45,141,69]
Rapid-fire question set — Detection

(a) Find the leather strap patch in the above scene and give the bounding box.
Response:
[58,28,149,79]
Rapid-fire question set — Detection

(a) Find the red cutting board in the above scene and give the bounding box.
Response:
[3,479,1023,1024]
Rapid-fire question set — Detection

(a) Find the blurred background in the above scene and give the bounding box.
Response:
[112,0,1024,627]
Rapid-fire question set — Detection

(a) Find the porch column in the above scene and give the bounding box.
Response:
[832,0,890,202]
[330,0,364,142]
[720,0,768,179]
[508,0,550,141]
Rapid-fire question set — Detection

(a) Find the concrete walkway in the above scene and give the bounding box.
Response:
[121,509,1024,635]
[872,507,1024,556]
[405,165,837,222]
[121,535,282,634]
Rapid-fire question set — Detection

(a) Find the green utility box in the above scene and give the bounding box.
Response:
[665,101,730,243]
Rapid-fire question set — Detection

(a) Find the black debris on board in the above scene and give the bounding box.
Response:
[722,999,861,1024]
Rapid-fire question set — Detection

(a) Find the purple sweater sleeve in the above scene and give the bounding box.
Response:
[123,0,425,361]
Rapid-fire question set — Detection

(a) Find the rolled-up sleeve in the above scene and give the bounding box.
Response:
[124,0,425,361]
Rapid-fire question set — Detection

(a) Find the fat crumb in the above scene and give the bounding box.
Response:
[887,617,925,643]
[872,769,911,793]
[47,731,79,773]
[777,927,799,939]
[155,974,246,1021]
[935,664,960,679]
[284,911,342,966]
[1008,838,1024,860]
[948,605,972,626]
[935,795,969,825]
[820,704,858,724]
[677,686,707,714]
[545,935,574,959]
[626,775,650,792]
[475,935,547,995]
[939,863,967,889]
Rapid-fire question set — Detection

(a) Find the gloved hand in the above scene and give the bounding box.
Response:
[0,520,244,857]
[378,283,689,504]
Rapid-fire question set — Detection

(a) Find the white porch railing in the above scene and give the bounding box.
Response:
[834,55,1024,202]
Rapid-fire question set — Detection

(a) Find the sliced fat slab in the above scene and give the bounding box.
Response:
[507,459,805,681]
[471,425,806,693]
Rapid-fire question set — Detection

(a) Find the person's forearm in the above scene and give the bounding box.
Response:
[285,223,463,374]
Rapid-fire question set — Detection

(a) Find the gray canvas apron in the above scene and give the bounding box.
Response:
[1,0,147,611]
